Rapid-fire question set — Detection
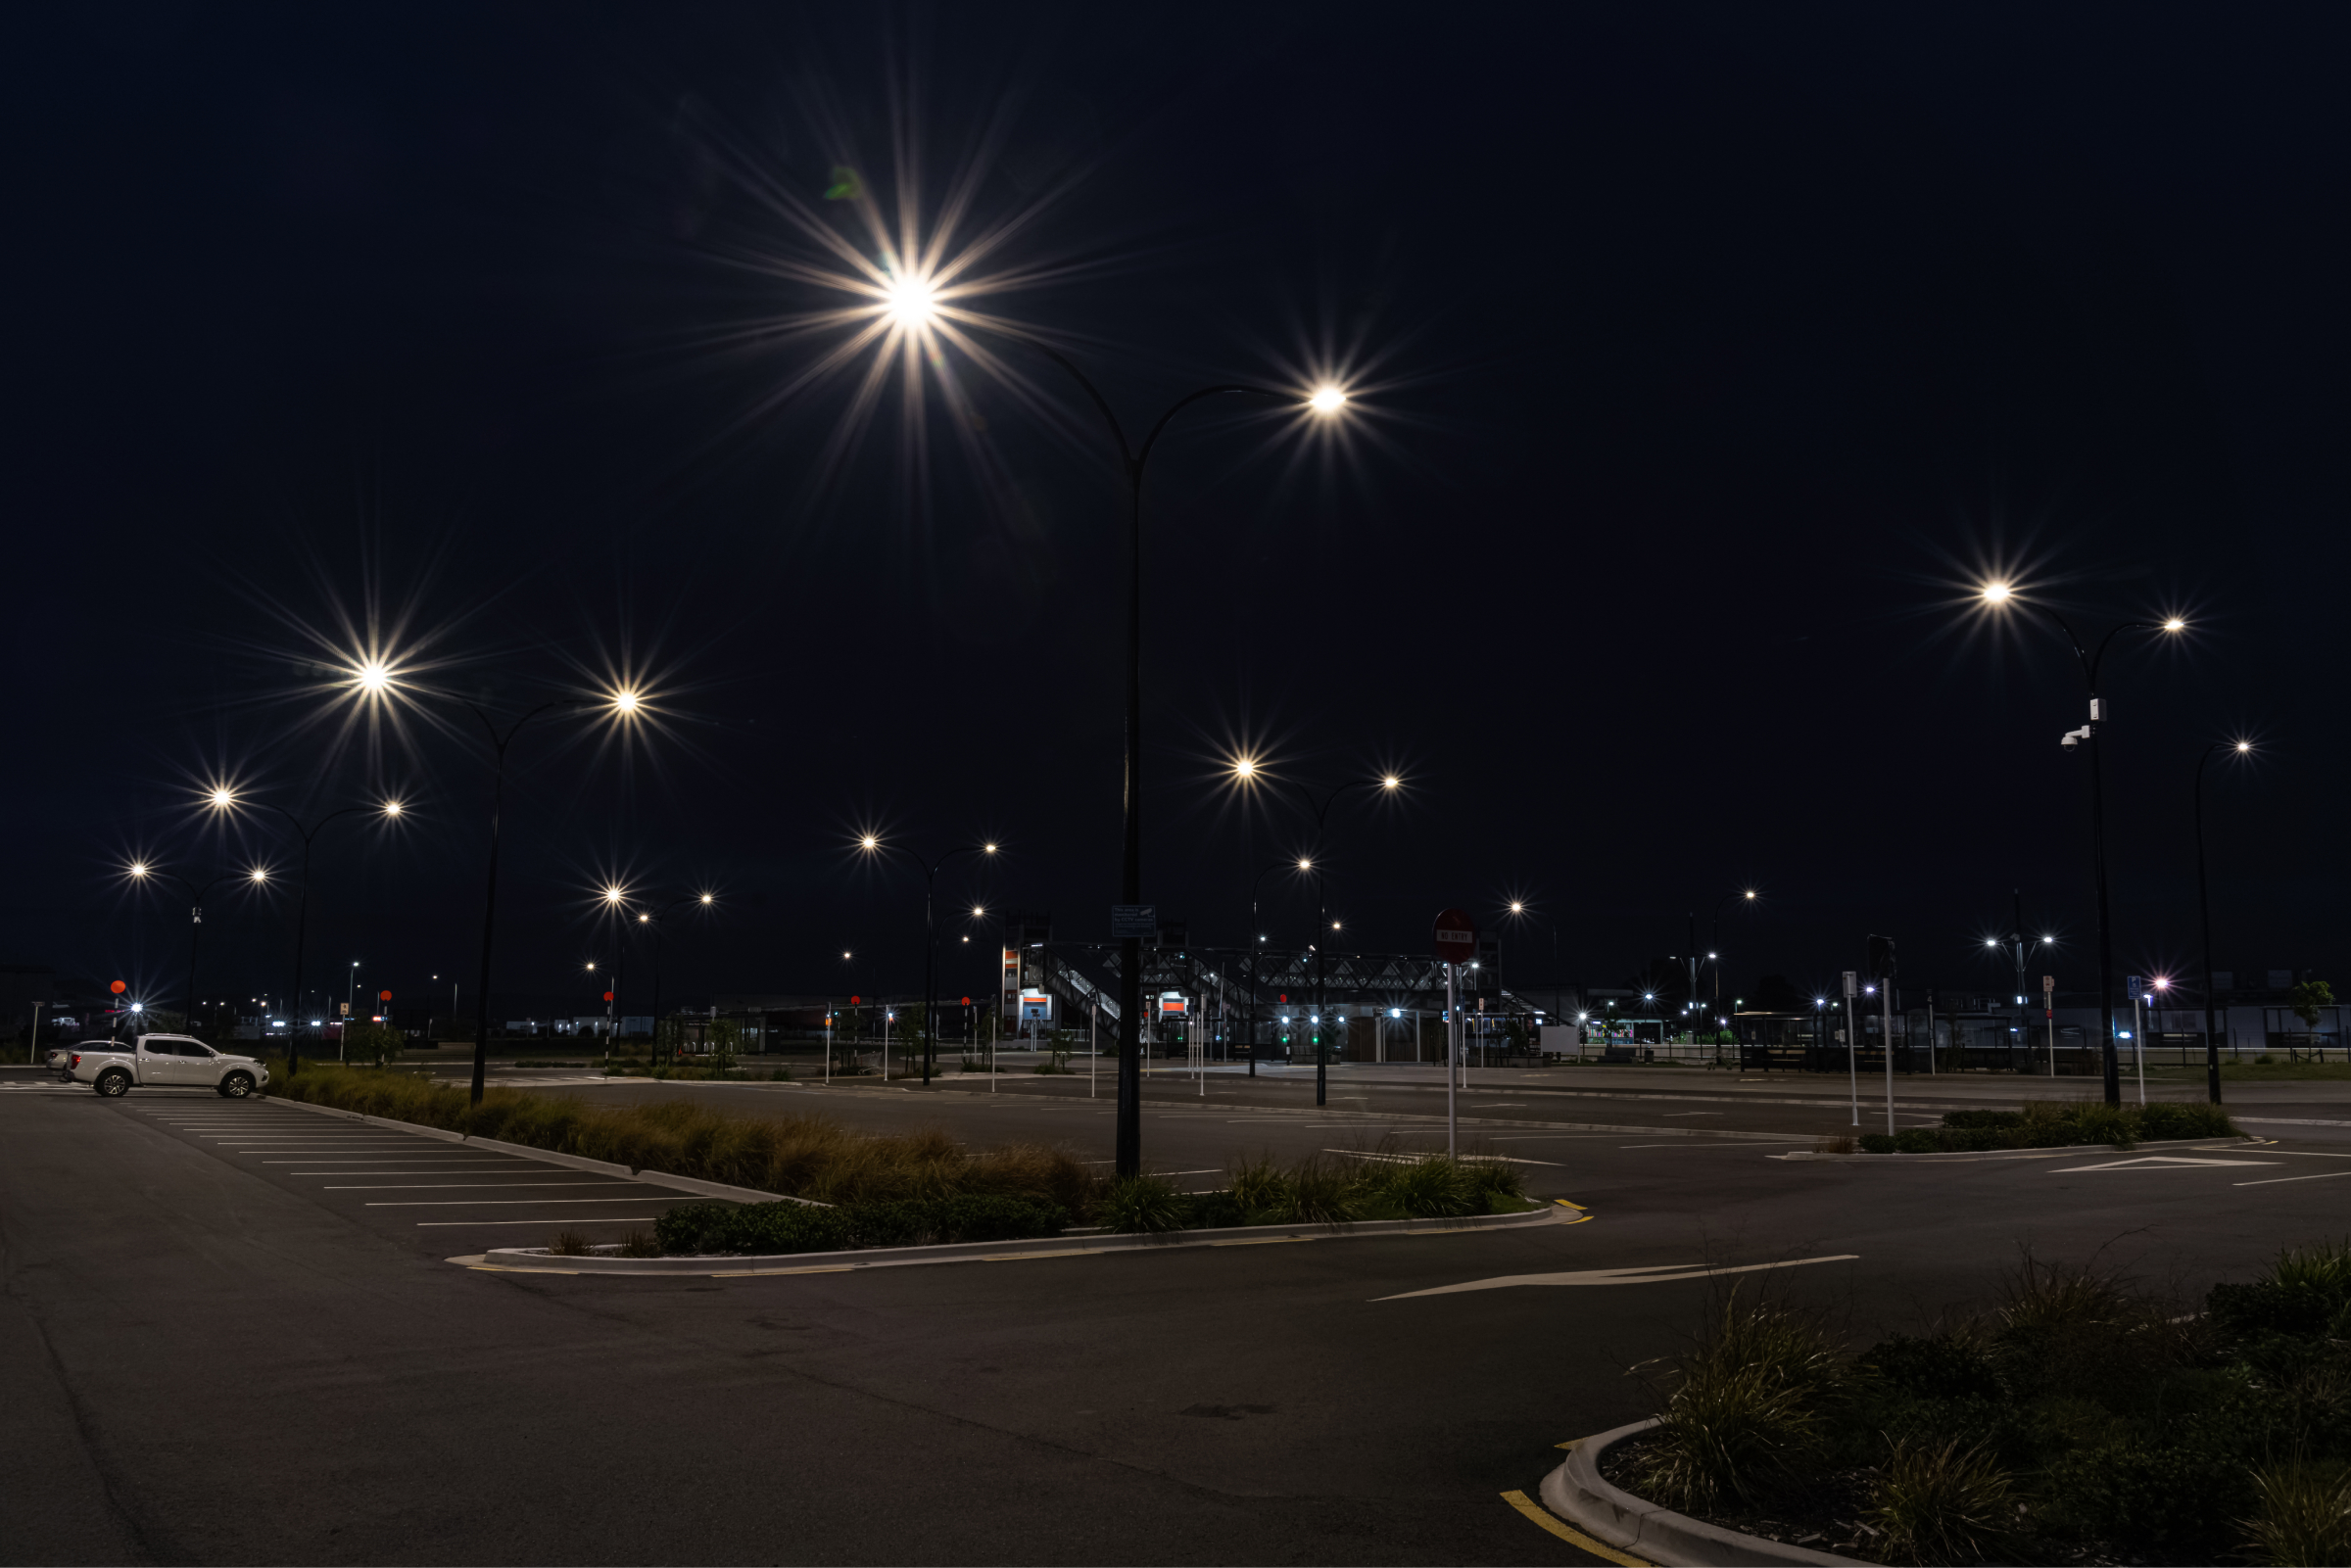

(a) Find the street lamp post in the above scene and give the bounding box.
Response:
[983,350,1346,1177]
[1243,857,1309,1082]
[859,837,997,1086]
[2194,740,2253,1105]
[1234,768,1401,1107]
[210,791,406,1077]
[123,862,262,1039]
[458,694,617,1105]
[1978,584,2186,1106]
[1709,888,1757,1065]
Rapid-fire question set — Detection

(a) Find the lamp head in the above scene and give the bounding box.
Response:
[1307,385,1347,414]
[601,885,625,906]
[882,274,937,328]
[249,868,268,883]
[209,787,236,809]
[860,834,880,851]
[698,893,713,905]
[127,861,150,879]
[1380,774,1401,790]
[2162,617,2186,634]
[1981,582,2013,604]
[1230,756,1257,782]
[1297,857,1312,872]
[2235,739,2252,753]
[382,798,404,818]
[354,661,393,692]
[610,689,643,715]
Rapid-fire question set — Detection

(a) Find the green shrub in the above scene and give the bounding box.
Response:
[1860,1435,2020,1566]
[1861,1133,1897,1154]
[1943,1109,2025,1130]
[1861,1334,2003,1402]
[2243,1461,2351,1568]
[1099,1175,1187,1233]
[652,1194,1066,1255]
[2135,1100,2233,1140]
[1179,1190,1247,1229]
[2051,1439,2254,1561]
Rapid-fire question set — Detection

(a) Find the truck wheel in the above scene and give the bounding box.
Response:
[95,1069,131,1097]
[218,1071,256,1099]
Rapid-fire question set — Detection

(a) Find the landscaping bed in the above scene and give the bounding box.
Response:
[1857,1100,2235,1155]
[637,1151,1535,1256]
[267,1067,1532,1238]
[1607,1244,2351,1565]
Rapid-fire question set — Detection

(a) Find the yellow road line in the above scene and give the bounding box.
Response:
[1500,1489,1649,1565]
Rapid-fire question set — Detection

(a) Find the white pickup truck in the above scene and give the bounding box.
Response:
[71,1036,270,1099]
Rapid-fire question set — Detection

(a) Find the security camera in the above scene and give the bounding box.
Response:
[2060,732,2080,750]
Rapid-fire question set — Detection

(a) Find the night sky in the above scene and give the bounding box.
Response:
[7,3,2344,1022]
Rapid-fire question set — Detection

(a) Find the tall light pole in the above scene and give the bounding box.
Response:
[973,352,1347,1176]
[605,891,717,1064]
[1709,888,1757,1062]
[1243,855,1310,1080]
[1978,583,2186,1105]
[122,862,265,1038]
[858,836,998,1086]
[1231,765,1403,1107]
[2194,739,2253,1105]
[204,788,407,1076]
[457,688,636,1104]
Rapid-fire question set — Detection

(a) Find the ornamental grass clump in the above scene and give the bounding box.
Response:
[1098,1174,1187,1233]
[1859,1436,2022,1566]
[2243,1461,2351,1568]
[1628,1288,1843,1512]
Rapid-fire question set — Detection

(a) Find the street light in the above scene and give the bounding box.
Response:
[454,686,639,1103]
[122,860,266,1038]
[858,834,999,1085]
[2193,738,2256,1105]
[1978,582,2188,1106]
[1248,772,1405,1107]
[948,352,1348,1178]
[206,786,406,1076]
[1241,856,1313,1080]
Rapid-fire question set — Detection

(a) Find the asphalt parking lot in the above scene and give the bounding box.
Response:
[9,1064,2351,1564]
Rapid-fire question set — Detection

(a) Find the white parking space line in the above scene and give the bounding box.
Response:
[416,1216,660,1226]
[366,1198,668,1208]
[2235,1170,2351,1188]
[324,1181,647,1191]
[288,1166,550,1175]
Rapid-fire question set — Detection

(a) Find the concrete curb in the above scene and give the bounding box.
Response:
[262,1093,819,1201]
[1540,1419,1870,1567]
[476,1204,1561,1275]
[1774,1133,2253,1162]
[629,1169,819,1206]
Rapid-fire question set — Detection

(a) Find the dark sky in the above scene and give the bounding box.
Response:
[6,2,2344,1022]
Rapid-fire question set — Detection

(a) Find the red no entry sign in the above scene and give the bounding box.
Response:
[1433,908,1477,966]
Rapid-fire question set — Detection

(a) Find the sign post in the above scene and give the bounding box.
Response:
[1841,971,1859,1125]
[2042,974,2056,1076]
[1868,935,1897,1138]
[2127,974,2147,1105]
[1434,909,1476,1157]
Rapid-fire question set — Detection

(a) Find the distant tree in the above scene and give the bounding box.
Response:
[2289,980,2334,1031]
[345,1022,404,1069]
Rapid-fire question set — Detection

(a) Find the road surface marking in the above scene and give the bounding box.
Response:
[2049,1156,2277,1172]
[2234,1170,2351,1188]
[324,1181,646,1191]
[1374,1254,1858,1300]
[418,1216,659,1226]
[1499,1490,1649,1566]
[368,1197,668,1208]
